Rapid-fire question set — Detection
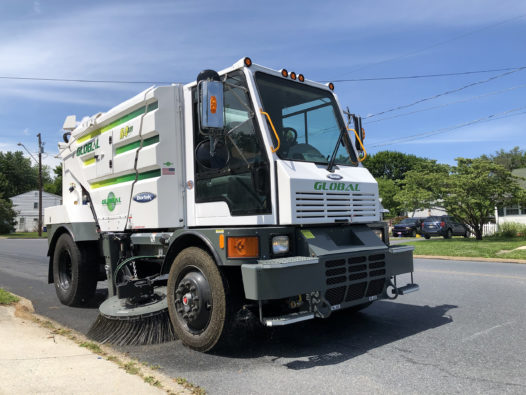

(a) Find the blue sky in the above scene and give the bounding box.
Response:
[1,0,525,170]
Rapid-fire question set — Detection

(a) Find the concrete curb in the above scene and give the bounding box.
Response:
[2,295,195,395]
[414,255,526,264]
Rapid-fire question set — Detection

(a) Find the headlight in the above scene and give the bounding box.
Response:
[372,229,383,240]
[272,235,289,255]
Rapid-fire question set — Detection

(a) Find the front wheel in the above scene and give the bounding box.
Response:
[424,234,431,240]
[52,233,97,306]
[167,247,232,352]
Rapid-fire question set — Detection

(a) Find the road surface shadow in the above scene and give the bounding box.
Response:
[123,301,456,372]
[209,301,456,369]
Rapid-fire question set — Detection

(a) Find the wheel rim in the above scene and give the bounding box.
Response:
[58,249,72,290]
[174,268,213,334]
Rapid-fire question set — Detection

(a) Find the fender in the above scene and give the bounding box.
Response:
[162,230,223,275]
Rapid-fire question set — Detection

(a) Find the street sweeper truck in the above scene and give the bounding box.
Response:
[45,57,419,351]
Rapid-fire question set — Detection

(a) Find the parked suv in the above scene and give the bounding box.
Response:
[392,217,423,237]
[421,215,468,239]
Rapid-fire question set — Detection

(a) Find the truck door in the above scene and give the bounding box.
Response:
[193,70,271,217]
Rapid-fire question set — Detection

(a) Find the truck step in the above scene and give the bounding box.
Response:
[262,312,315,327]
[395,284,420,295]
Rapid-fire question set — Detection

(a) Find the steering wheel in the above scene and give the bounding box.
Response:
[282,127,298,146]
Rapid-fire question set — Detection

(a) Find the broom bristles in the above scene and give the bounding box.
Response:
[86,310,176,346]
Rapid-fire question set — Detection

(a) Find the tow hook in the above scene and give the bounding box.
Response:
[307,291,332,319]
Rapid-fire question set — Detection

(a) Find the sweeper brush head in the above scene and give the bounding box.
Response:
[86,288,176,346]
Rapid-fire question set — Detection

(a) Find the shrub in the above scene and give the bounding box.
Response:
[497,222,526,238]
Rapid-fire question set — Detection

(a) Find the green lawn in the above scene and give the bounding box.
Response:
[0,232,47,239]
[0,288,19,305]
[403,237,526,260]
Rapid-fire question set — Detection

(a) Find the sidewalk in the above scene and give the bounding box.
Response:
[0,299,191,395]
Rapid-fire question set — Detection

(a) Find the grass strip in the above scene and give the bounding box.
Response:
[0,232,47,239]
[0,288,20,305]
[402,237,526,260]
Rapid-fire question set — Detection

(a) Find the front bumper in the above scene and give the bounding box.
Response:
[241,245,415,311]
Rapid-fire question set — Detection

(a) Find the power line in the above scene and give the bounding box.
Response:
[369,106,526,148]
[0,76,171,85]
[364,66,526,119]
[342,14,526,76]
[326,67,522,82]
[364,82,526,124]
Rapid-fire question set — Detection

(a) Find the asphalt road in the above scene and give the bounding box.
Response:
[1,238,525,394]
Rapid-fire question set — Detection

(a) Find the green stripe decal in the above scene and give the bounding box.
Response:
[77,101,158,143]
[91,169,161,189]
[115,135,160,155]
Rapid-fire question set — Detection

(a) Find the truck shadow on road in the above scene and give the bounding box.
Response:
[212,301,456,370]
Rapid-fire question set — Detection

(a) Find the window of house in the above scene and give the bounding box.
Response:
[505,205,520,216]
[34,202,38,209]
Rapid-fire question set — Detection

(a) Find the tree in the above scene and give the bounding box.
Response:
[44,164,62,196]
[363,150,434,181]
[397,158,525,239]
[0,150,53,198]
[480,146,526,171]
[0,174,16,233]
[0,151,38,197]
[377,177,401,217]
[395,162,449,216]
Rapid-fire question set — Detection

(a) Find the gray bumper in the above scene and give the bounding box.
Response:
[241,245,414,306]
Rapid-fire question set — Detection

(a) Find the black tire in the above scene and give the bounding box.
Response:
[444,229,452,239]
[52,233,98,306]
[424,234,431,239]
[167,247,233,352]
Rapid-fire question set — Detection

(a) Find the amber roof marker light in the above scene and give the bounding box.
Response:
[327,82,335,90]
[244,57,252,67]
[298,74,305,82]
[280,69,288,78]
[290,71,297,80]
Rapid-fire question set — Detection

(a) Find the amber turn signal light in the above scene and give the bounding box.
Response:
[227,236,259,258]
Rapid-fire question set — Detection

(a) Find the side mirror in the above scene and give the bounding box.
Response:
[352,115,364,151]
[195,139,229,169]
[198,79,224,132]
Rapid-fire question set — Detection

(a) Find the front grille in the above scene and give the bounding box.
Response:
[326,286,346,305]
[324,252,388,305]
[294,191,377,222]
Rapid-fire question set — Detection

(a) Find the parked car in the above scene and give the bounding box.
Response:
[421,215,468,239]
[392,217,423,237]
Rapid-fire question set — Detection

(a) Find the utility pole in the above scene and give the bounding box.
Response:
[37,133,43,237]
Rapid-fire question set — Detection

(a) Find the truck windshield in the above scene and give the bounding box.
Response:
[255,72,358,166]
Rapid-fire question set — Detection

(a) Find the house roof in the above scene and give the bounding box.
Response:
[9,190,61,200]
[512,168,526,189]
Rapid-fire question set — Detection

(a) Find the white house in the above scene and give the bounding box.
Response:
[10,190,62,232]
[496,168,526,225]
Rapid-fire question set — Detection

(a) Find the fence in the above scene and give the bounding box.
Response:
[482,223,498,237]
